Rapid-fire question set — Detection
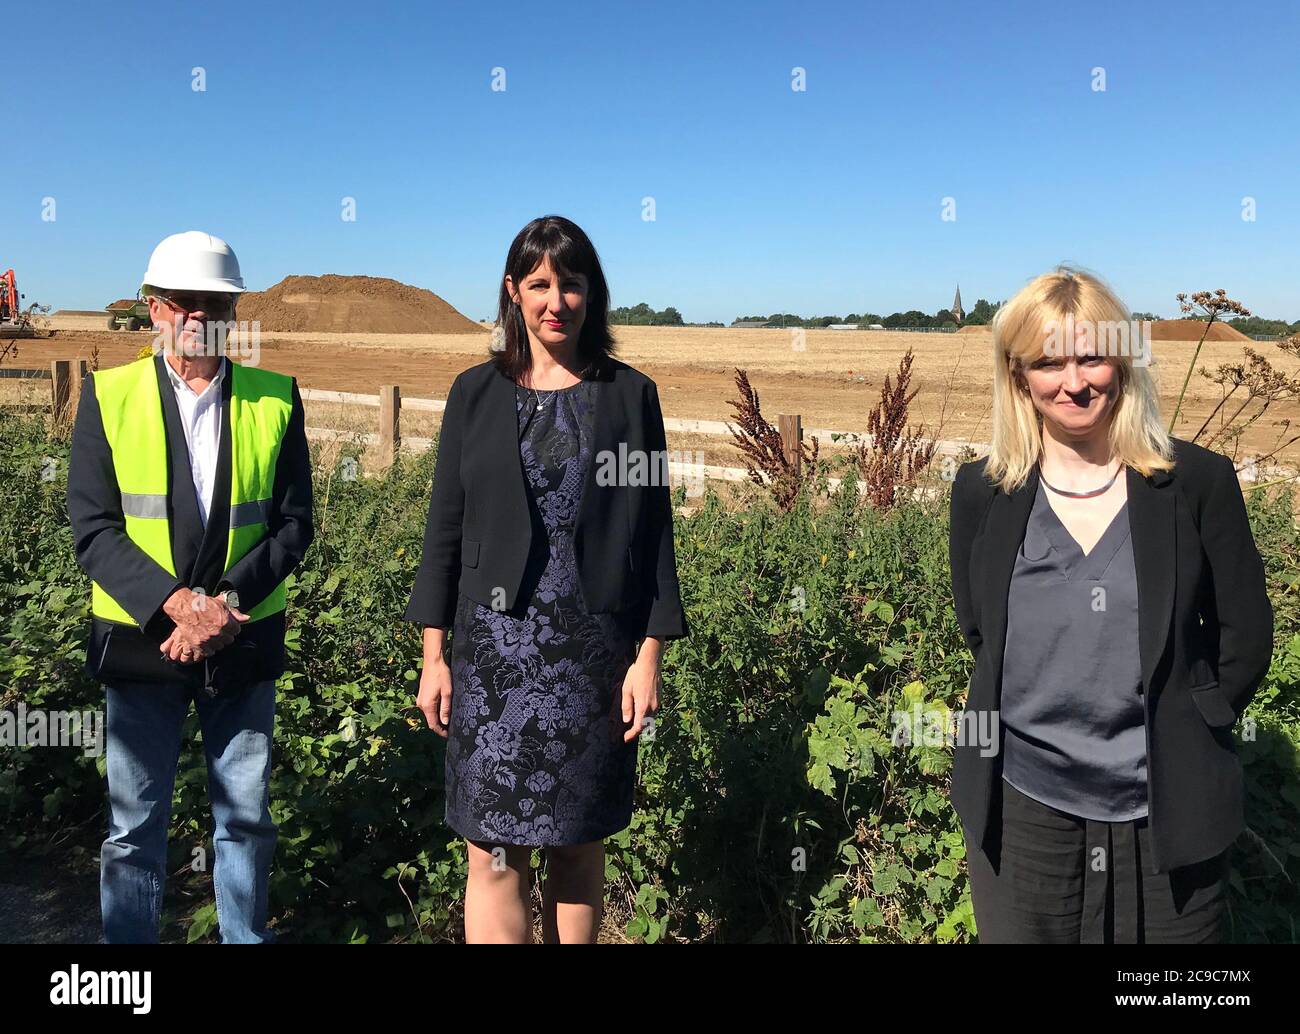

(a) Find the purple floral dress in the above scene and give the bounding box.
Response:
[444,379,640,846]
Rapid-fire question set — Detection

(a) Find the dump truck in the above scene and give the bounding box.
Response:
[106,296,153,331]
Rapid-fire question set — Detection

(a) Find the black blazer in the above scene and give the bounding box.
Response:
[67,354,315,693]
[405,357,689,641]
[948,438,1273,873]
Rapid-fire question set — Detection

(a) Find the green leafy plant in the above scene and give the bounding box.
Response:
[2,405,1297,943]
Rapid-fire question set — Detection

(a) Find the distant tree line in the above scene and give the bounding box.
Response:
[960,299,1002,326]
[1227,316,1300,337]
[610,302,685,326]
[730,299,1004,329]
[609,302,1298,335]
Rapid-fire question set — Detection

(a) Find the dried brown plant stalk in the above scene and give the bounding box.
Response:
[853,347,936,508]
[1193,334,1300,475]
[1168,289,1251,433]
[726,367,819,511]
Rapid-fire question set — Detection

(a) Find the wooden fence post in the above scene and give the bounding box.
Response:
[779,413,802,475]
[50,360,72,424]
[72,360,89,409]
[379,385,401,467]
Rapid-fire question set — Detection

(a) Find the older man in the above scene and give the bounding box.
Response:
[67,231,313,943]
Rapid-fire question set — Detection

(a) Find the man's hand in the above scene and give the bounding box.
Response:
[159,588,249,664]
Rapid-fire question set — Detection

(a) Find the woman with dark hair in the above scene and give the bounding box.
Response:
[405,215,689,943]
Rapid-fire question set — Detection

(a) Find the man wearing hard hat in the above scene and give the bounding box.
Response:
[67,231,314,943]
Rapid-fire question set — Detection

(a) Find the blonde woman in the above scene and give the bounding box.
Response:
[947,266,1273,943]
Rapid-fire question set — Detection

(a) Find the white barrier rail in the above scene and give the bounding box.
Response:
[299,387,981,459]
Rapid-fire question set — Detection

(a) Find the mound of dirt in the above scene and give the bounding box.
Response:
[956,324,989,334]
[234,275,485,334]
[1150,319,1250,342]
[106,299,137,311]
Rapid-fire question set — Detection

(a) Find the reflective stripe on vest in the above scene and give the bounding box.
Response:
[90,355,293,626]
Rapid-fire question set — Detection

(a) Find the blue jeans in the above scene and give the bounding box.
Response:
[100,677,278,944]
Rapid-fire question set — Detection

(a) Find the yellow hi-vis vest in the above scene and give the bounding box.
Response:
[90,355,294,626]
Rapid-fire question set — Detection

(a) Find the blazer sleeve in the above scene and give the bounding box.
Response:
[642,380,689,640]
[1199,454,1274,718]
[217,380,315,609]
[947,462,987,657]
[404,373,467,629]
[66,372,184,627]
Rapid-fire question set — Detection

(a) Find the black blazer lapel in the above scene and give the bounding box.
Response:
[487,363,530,517]
[1127,465,1176,694]
[153,355,201,582]
[191,361,234,588]
[977,464,1040,707]
[575,360,614,542]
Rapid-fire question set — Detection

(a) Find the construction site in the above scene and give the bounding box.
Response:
[3,270,1297,483]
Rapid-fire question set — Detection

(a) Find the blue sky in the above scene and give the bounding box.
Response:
[6,0,1298,322]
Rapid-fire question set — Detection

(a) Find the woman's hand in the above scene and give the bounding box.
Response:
[417,657,453,737]
[418,627,454,737]
[620,638,663,742]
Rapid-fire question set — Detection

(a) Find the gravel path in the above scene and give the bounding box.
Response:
[0,849,103,944]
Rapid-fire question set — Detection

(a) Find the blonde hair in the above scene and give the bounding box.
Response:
[986,264,1173,492]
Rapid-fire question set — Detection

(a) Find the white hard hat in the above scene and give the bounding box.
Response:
[141,231,246,294]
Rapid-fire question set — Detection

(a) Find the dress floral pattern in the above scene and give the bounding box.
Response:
[445,379,640,846]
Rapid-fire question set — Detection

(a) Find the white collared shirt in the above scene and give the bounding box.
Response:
[163,357,225,528]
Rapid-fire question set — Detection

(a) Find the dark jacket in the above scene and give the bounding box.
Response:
[948,438,1273,873]
[405,357,688,641]
[67,354,314,694]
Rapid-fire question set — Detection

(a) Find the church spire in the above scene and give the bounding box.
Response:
[951,284,964,324]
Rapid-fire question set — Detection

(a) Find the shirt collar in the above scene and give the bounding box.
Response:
[163,354,226,399]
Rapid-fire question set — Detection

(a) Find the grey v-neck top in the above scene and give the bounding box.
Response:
[999,481,1149,822]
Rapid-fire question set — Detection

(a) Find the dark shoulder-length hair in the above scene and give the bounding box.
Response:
[492,215,617,381]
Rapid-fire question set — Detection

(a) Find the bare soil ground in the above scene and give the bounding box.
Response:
[12,319,1299,472]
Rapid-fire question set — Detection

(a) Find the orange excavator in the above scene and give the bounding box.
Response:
[0,269,19,323]
[0,267,49,335]
[0,268,45,338]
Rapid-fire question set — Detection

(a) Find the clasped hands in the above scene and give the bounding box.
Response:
[159,587,250,665]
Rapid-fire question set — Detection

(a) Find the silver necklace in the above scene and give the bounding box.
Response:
[516,381,556,412]
[530,387,554,412]
[523,375,581,411]
[1038,461,1122,499]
